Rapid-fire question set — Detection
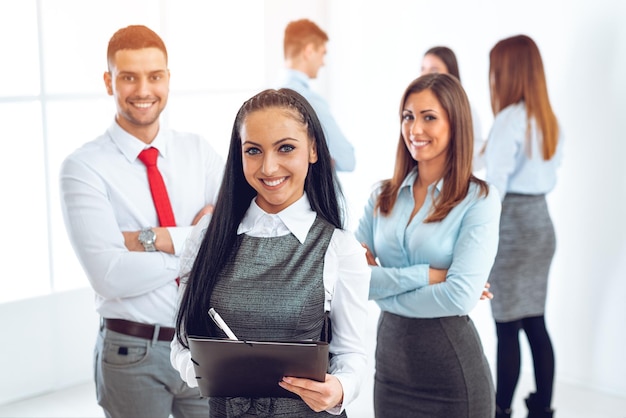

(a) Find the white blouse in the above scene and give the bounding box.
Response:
[170,194,371,414]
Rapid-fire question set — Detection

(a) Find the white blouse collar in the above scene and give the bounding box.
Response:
[237,193,316,244]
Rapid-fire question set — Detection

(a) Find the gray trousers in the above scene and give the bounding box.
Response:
[95,326,209,418]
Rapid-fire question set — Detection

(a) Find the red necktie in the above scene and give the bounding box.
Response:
[138,147,176,227]
[138,147,180,286]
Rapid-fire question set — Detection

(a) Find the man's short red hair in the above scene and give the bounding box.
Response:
[283,19,328,60]
[107,25,167,70]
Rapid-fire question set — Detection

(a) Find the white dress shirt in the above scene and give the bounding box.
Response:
[171,194,371,414]
[59,121,224,327]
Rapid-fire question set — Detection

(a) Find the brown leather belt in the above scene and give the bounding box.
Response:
[104,318,175,342]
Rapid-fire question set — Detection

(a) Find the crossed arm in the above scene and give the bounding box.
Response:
[121,205,214,253]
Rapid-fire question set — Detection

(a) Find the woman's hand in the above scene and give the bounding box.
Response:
[481,282,494,300]
[429,269,493,300]
[361,243,378,266]
[428,268,447,284]
[192,204,214,225]
[278,374,343,413]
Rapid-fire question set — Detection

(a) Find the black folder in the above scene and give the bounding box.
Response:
[188,336,329,398]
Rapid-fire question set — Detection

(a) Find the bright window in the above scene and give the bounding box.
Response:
[1,0,265,303]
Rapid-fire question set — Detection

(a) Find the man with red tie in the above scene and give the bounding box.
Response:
[59,25,223,418]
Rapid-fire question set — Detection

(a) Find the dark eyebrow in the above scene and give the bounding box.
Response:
[242,137,301,147]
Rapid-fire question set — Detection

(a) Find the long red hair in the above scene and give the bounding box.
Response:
[489,35,559,160]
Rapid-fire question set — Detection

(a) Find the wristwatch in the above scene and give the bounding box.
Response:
[138,227,157,252]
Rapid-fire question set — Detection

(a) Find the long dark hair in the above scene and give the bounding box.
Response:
[376,73,488,222]
[175,88,344,346]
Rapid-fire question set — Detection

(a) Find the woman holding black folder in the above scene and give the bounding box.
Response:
[356,73,500,417]
[171,88,371,417]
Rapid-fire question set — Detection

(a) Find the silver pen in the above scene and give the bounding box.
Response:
[208,308,239,340]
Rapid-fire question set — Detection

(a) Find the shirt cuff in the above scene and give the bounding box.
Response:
[167,226,194,256]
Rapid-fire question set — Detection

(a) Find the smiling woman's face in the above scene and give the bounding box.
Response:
[240,107,318,214]
[401,89,451,169]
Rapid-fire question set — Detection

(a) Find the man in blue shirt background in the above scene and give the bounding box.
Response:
[278,19,356,172]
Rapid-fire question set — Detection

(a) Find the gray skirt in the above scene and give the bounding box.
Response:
[488,193,556,322]
[374,312,494,418]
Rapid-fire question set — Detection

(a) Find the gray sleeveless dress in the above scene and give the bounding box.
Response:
[208,216,347,418]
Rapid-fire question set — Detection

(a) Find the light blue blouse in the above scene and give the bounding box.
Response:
[355,169,501,318]
[484,102,563,200]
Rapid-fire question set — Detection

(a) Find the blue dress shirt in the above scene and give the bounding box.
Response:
[485,102,563,199]
[278,69,356,172]
[355,169,501,318]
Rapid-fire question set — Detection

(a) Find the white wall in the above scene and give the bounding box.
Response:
[1,0,625,406]
[0,288,98,404]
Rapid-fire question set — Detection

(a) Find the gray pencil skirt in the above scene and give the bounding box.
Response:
[374,312,494,418]
[488,193,556,322]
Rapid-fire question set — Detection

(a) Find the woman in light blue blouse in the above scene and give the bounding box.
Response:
[356,73,501,418]
[485,35,562,418]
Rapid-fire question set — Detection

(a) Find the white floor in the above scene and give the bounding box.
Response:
[2,302,625,418]
[0,375,625,418]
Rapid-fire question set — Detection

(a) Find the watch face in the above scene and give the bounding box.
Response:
[139,228,156,251]
[140,229,155,244]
